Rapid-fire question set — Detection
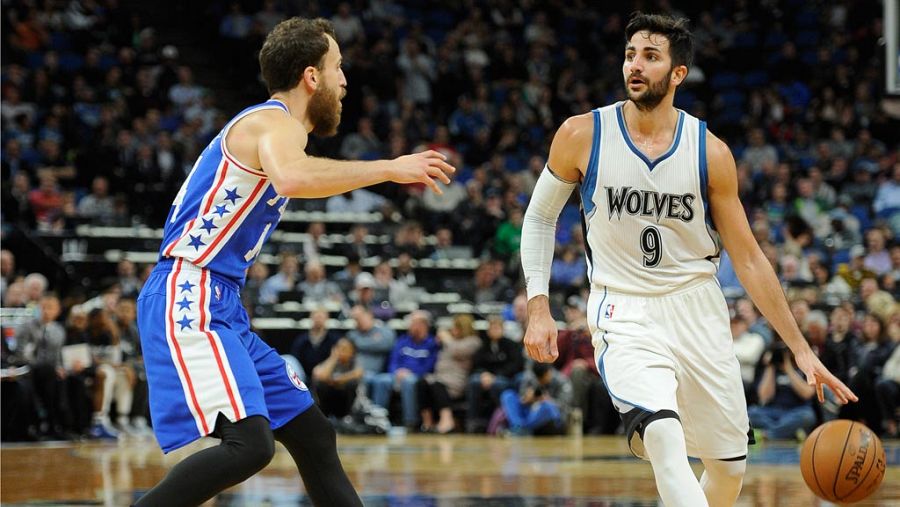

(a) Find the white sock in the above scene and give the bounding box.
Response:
[700,458,746,507]
[643,418,709,507]
[114,372,133,415]
[98,364,115,417]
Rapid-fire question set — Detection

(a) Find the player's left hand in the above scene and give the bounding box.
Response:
[794,349,858,404]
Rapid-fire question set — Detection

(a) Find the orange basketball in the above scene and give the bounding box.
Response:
[800,419,887,504]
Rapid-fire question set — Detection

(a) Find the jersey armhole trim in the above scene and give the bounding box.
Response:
[580,109,602,216]
[221,104,291,178]
[699,120,709,215]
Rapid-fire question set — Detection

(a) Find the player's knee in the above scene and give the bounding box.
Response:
[642,417,683,448]
[706,458,746,494]
[713,459,746,481]
[222,416,275,475]
[240,430,276,474]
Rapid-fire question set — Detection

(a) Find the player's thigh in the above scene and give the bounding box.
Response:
[138,286,267,449]
[589,289,679,415]
[244,330,315,429]
[669,285,750,459]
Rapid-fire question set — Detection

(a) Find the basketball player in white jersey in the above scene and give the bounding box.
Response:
[520,12,857,507]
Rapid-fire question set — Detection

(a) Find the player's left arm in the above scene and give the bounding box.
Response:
[705,131,857,405]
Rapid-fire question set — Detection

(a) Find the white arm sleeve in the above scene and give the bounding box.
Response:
[521,166,577,300]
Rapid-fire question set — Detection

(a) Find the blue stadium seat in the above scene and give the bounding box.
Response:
[732,32,759,49]
[794,9,819,29]
[717,108,744,125]
[26,52,44,69]
[795,30,820,47]
[764,32,788,48]
[58,53,84,72]
[427,9,456,29]
[850,204,872,231]
[426,29,447,46]
[710,72,740,91]
[99,54,119,70]
[778,82,812,108]
[800,50,818,66]
[719,90,746,109]
[831,248,850,270]
[559,204,582,233]
[49,32,71,51]
[742,71,769,89]
[674,91,697,111]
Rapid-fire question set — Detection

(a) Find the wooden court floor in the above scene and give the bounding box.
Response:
[1,434,898,506]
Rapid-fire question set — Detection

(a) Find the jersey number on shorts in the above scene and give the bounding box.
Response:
[640,226,662,268]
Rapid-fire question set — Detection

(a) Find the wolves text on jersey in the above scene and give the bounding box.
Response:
[605,186,696,223]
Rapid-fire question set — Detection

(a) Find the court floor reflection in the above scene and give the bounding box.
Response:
[2,434,897,506]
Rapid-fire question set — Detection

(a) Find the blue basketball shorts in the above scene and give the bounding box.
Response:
[137,258,314,453]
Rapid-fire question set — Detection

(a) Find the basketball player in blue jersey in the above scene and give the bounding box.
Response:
[520,12,857,507]
[134,18,454,507]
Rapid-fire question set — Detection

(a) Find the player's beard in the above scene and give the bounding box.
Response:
[308,84,343,137]
[625,69,672,112]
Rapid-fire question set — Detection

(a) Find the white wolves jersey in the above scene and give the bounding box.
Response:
[579,102,720,295]
[158,99,291,285]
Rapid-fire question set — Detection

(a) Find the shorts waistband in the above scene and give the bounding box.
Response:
[154,258,241,292]
[591,276,718,298]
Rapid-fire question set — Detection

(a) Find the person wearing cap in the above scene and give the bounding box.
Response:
[351,271,394,320]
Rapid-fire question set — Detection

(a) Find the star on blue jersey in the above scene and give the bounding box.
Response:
[176,297,193,312]
[156,100,296,283]
[176,315,193,331]
[179,280,195,293]
[188,234,206,251]
[224,187,242,205]
[200,218,217,235]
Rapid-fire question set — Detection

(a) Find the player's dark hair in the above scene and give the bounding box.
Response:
[259,17,336,95]
[625,12,694,70]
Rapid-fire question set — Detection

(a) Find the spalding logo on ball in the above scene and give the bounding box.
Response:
[286,363,309,391]
[800,419,886,504]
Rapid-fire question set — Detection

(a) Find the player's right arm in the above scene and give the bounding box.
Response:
[248,111,455,198]
[521,114,592,363]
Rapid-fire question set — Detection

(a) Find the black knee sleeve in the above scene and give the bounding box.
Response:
[215,414,275,475]
[621,408,681,460]
[134,415,274,507]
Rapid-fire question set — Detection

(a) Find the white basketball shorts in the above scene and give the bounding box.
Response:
[588,276,751,460]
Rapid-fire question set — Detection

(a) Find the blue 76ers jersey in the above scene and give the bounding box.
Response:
[158,99,290,285]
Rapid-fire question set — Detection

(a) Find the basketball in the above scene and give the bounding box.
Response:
[800,420,887,504]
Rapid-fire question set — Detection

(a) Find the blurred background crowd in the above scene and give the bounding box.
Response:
[1,0,898,443]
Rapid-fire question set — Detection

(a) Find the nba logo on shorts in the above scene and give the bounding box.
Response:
[604,304,616,319]
[285,363,308,391]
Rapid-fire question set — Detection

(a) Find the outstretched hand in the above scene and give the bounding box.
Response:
[795,349,858,404]
[391,150,456,195]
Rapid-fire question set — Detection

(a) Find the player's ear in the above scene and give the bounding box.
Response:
[301,66,318,91]
[671,64,688,86]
